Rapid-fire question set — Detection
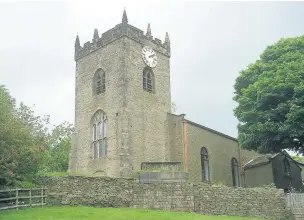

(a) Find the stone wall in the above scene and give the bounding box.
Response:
[133,183,194,212]
[41,176,293,219]
[186,121,241,185]
[166,115,262,187]
[194,185,288,219]
[44,176,133,207]
[167,113,184,165]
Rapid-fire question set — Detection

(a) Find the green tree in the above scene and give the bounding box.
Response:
[48,122,73,172]
[0,84,74,188]
[291,155,304,163]
[16,102,74,173]
[233,36,304,154]
[39,122,74,173]
[0,85,40,188]
[48,139,72,172]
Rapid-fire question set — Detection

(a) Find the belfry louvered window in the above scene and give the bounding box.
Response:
[143,67,154,93]
[93,69,105,95]
[92,110,107,159]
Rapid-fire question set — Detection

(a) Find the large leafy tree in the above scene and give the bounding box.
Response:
[0,85,74,188]
[292,155,304,163]
[234,36,304,154]
[39,121,74,173]
[16,102,74,173]
[0,85,36,188]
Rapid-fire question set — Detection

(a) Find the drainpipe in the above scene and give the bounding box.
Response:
[182,116,188,172]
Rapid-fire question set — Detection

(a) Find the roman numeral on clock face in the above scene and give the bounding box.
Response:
[142,46,158,68]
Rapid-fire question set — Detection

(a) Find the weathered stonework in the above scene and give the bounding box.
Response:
[70,10,171,178]
[44,176,133,207]
[75,24,170,61]
[42,176,293,220]
[141,162,182,171]
[138,171,188,184]
[69,10,262,186]
[167,114,261,187]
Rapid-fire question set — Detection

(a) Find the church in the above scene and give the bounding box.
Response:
[68,10,263,187]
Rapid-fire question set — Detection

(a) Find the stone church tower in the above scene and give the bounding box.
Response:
[69,10,172,178]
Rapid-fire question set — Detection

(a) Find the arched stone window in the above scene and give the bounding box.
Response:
[143,67,154,93]
[283,157,291,176]
[93,69,105,95]
[231,157,240,187]
[92,110,107,159]
[200,147,210,182]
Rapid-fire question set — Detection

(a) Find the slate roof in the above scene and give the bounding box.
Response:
[243,153,279,169]
[244,150,302,170]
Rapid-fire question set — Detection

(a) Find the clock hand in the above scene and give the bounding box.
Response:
[149,54,155,58]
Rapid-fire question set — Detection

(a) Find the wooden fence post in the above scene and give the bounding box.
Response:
[29,189,32,207]
[41,188,43,206]
[15,189,18,210]
[0,188,47,210]
[44,188,47,205]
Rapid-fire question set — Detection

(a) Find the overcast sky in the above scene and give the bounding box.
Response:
[0,0,303,138]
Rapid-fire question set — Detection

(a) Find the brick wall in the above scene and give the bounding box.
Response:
[41,176,293,220]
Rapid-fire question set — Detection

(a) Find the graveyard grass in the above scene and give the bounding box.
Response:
[0,206,262,220]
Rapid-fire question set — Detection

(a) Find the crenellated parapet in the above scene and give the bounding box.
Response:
[74,10,171,61]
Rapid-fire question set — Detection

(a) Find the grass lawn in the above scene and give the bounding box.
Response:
[0,206,262,220]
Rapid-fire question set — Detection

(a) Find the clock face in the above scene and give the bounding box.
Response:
[142,46,158,68]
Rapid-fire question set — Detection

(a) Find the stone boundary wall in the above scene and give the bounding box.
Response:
[41,176,293,220]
